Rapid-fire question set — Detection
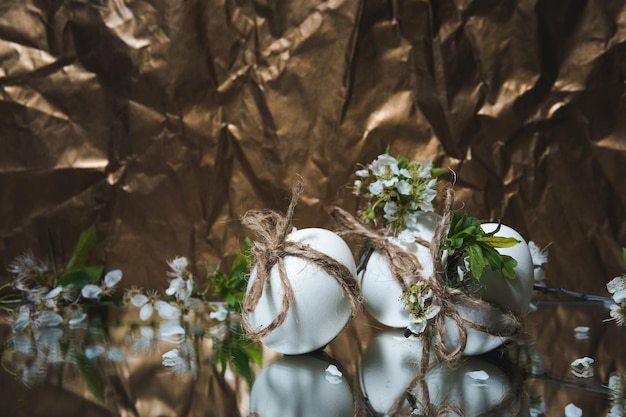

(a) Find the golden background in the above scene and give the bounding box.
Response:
[1,0,626,297]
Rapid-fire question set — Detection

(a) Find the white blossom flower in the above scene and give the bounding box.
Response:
[166,276,193,301]
[368,180,384,196]
[369,154,399,177]
[355,169,369,177]
[396,179,412,195]
[128,289,181,321]
[407,304,440,336]
[353,180,362,195]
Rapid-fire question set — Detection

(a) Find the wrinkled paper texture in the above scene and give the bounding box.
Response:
[4,0,625,294]
[1,0,626,392]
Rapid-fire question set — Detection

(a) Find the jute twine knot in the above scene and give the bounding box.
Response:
[332,184,524,417]
[241,182,362,340]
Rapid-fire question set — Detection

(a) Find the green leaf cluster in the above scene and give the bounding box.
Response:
[213,322,262,388]
[207,238,252,313]
[444,211,520,281]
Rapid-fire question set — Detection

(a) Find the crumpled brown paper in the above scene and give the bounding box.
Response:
[1,0,625,308]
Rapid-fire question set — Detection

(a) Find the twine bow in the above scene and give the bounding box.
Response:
[241,182,361,340]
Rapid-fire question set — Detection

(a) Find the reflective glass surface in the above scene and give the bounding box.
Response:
[1,299,624,416]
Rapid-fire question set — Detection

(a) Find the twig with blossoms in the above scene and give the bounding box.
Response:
[3,226,123,332]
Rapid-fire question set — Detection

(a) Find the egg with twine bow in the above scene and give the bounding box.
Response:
[350,210,442,328]
[242,183,361,355]
[332,185,523,358]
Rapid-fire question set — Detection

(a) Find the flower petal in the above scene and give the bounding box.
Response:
[81,284,102,300]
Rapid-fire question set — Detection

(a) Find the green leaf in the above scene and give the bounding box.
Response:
[73,352,105,401]
[478,243,504,270]
[622,248,626,265]
[480,236,521,248]
[466,244,485,279]
[430,167,448,178]
[57,265,104,290]
[66,226,97,273]
[501,255,518,279]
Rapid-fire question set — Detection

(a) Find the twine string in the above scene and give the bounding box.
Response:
[334,184,523,417]
[241,182,361,340]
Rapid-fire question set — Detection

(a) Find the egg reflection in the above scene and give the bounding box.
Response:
[249,353,353,417]
[360,329,529,416]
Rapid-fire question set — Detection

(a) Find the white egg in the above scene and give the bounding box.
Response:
[360,330,431,415]
[475,223,534,315]
[246,228,357,355]
[442,303,511,356]
[249,355,353,417]
[359,211,441,328]
[424,357,519,416]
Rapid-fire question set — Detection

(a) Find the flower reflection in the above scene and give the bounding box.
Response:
[162,340,197,379]
[607,373,626,417]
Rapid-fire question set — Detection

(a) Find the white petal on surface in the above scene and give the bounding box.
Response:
[325,365,343,384]
[564,403,583,417]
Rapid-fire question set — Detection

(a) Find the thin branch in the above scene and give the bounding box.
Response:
[533,285,614,303]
